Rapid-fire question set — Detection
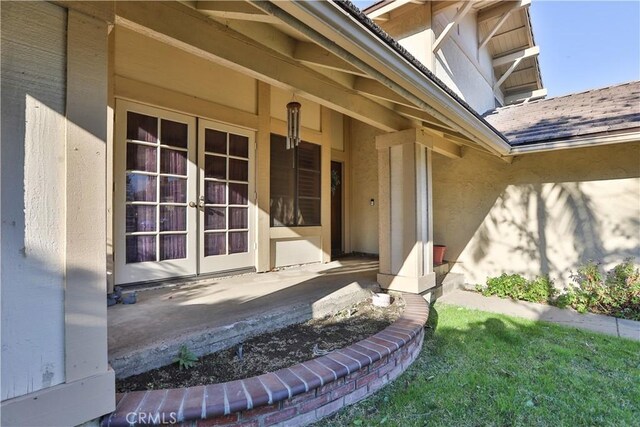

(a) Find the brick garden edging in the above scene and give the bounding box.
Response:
[102,293,428,427]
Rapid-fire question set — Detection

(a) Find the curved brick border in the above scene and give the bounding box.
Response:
[102,293,428,427]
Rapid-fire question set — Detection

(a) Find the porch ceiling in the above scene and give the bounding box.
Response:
[192,0,478,150]
[110,0,511,157]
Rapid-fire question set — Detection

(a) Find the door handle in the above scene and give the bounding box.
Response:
[190,196,205,209]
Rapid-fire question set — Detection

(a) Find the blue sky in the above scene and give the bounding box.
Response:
[352,1,640,98]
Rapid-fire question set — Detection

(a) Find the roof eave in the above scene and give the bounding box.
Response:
[271,0,512,156]
[508,129,640,155]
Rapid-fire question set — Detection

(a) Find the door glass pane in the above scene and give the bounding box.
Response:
[205,155,226,179]
[127,112,157,142]
[229,183,248,205]
[205,233,226,256]
[204,207,226,230]
[270,134,295,227]
[298,198,321,226]
[160,148,187,175]
[205,181,226,204]
[229,207,247,229]
[160,177,186,203]
[228,231,248,254]
[229,158,248,181]
[200,126,253,264]
[229,134,249,158]
[126,173,157,202]
[160,206,186,232]
[126,205,156,232]
[127,144,157,172]
[160,234,186,260]
[126,235,156,263]
[270,197,294,227]
[205,129,227,154]
[161,119,188,148]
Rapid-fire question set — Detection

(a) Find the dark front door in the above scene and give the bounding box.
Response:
[331,161,343,257]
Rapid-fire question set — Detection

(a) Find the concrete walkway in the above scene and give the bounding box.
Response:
[438,290,640,341]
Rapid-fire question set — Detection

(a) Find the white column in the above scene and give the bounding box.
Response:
[377,128,435,294]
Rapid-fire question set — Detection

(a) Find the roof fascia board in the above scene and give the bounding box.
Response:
[508,130,640,155]
[266,0,511,155]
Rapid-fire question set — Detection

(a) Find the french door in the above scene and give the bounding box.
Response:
[114,101,254,285]
[198,120,255,272]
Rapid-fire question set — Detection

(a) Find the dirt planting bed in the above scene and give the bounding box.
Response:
[116,293,404,392]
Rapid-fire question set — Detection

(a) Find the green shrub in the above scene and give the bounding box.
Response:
[556,259,640,320]
[482,260,640,320]
[478,273,555,304]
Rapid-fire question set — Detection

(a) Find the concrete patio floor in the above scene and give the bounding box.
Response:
[108,257,380,378]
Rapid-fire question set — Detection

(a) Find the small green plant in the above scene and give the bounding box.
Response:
[478,273,554,303]
[174,345,198,370]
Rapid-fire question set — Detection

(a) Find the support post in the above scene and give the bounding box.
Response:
[376,129,435,294]
[256,81,271,271]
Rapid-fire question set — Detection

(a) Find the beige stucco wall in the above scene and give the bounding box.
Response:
[433,143,640,285]
[115,26,258,114]
[349,118,382,254]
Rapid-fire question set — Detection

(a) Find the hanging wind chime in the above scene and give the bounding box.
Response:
[286,100,301,150]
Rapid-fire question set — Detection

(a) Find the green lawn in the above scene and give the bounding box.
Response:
[319,303,640,427]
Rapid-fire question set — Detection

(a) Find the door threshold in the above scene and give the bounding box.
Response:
[116,267,257,292]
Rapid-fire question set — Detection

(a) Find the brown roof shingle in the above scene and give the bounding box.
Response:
[483,81,640,146]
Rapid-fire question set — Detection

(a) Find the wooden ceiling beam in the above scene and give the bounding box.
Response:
[353,77,416,107]
[479,10,512,50]
[395,104,456,132]
[367,0,415,20]
[478,1,530,50]
[492,45,539,67]
[432,134,463,159]
[493,56,522,90]
[293,42,368,76]
[502,80,538,92]
[492,24,527,40]
[422,126,492,156]
[195,1,278,23]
